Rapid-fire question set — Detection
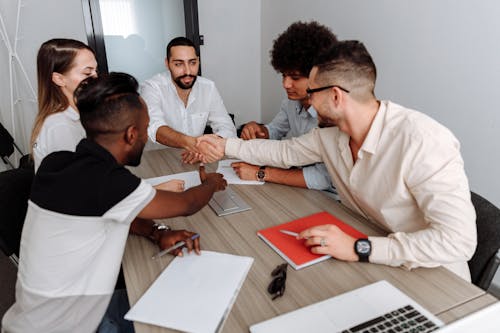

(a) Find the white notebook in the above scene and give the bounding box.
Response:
[125,250,253,333]
[437,301,500,332]
[250,280,443,333]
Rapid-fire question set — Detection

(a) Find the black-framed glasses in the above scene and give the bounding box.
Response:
[267,263,288,300]
[306,84,350,97]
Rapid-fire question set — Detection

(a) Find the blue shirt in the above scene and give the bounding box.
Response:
[265,99,338,196]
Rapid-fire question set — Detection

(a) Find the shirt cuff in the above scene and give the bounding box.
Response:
[226,138,242,158]
[368,236,392,265]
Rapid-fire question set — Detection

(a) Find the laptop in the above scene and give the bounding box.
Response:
[209,187,251,216]
[437,301,500,332]
[250,280,443,333]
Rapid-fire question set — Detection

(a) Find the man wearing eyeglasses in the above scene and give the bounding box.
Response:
[197,40,476,281]
[141,37,236,164]
[233,21,338,198]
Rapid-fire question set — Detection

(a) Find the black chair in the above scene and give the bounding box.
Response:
[468,191,500,290]
[204,113,236,134]
[0,167,34,266]
[0,121,33,170]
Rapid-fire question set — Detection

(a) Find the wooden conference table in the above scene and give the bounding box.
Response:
[123,148,497,332]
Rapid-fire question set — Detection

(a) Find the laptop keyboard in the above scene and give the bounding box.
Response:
[342,305,440,333]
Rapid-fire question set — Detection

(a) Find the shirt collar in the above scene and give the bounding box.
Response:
[66,106,80,121]
[359,100,386,156]
[75,139,120,165]
[291,99,317,118]
[166,70,198,105]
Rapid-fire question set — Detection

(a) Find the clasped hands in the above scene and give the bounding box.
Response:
[181,134,227,164]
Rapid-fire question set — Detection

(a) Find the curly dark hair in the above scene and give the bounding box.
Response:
[270,21,337,77]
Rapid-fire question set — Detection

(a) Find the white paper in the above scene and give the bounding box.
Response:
[125,250,254,333]
[145,171,201,189]
[216,159,264,185]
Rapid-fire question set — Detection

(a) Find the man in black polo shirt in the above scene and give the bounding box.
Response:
[2,72,227,333]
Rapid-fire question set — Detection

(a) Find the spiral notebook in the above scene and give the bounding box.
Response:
[257,211,366,270]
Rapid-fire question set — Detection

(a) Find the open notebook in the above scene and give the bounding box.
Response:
[250,280,443,333]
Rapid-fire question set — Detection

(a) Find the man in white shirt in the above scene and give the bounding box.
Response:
[141,37,236,164]
[197,40,477,281]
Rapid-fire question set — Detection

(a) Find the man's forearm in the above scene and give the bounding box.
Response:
[156,125,196,150]
[264,167,307,188]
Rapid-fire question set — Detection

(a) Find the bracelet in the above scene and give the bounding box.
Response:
[149,222,171,243]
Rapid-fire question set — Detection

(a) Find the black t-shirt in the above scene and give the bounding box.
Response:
[31,139,141,216]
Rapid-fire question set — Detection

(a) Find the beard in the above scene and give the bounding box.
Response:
[128,141,146,167]
[173,74,197,90]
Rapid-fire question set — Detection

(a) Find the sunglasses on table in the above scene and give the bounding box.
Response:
[267,263,288,300]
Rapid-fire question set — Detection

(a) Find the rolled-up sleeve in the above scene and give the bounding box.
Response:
[302,163,335,191]
[140,80,166,143]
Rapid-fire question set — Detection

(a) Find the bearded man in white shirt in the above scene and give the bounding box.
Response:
[141,37,236,163]
[197,40,477,281]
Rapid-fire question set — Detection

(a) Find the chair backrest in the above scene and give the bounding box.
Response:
[468,191,500,290]
[0,121,15,158]
[0,167,34,265]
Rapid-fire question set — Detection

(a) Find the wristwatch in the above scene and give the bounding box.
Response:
[256,166,266,182]
[354,238,371,262]
[150,222,171,242]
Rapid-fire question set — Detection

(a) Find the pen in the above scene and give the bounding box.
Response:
[152,233,200,260]
[280,229,299,237]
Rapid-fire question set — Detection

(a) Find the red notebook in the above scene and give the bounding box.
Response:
[257,211,366,270]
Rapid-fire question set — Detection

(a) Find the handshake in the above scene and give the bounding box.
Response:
[181,134,227,164]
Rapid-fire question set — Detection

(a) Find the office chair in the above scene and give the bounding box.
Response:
[468,191,500,291]
[204,113,236,134]
[0,167,34,266]
[0,121,32,170]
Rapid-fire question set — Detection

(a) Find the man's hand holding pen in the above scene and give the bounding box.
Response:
[157,229,201,257]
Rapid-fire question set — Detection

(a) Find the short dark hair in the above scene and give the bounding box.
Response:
[270,21,337,77]
[313,40,377,101]
[166,36,196,59]
[74,72,143,139]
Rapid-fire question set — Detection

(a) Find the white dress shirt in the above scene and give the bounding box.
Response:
[32,107,85,171]
[140,71,236,143]
[225,100,476,280]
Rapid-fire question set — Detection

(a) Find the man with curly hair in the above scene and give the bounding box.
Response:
[233,21,339,198]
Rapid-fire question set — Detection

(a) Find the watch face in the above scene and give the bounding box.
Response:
[257,170,265,181]
[356,240,371,254]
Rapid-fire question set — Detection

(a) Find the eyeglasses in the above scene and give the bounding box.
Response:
[267,263,288,300]
[306,84,350,98]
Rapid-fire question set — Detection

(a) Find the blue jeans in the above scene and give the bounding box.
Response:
[97,289,135,333]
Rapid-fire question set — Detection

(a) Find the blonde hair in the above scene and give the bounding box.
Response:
[31,38,94,152]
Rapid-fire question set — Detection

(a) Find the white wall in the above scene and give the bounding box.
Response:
[261,0,500,208]
[198,0,261,127]
[0,0,87,170]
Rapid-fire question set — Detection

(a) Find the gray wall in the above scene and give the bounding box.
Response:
[198,0,261,127]
[261,0,500,208]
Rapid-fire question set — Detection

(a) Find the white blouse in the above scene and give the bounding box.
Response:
[33,107,85,171]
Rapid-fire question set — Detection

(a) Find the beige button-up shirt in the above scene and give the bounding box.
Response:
[226,100,476,280]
